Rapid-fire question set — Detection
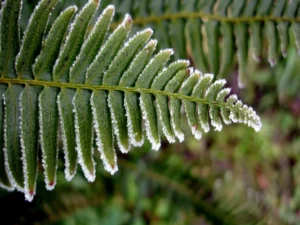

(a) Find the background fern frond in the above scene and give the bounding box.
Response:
[0,0,261,202]
[96,0,300,87]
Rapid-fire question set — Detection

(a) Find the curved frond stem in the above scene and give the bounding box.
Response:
[0,77,236,110]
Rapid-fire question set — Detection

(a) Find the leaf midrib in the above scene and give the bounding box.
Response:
[0,77,231,109]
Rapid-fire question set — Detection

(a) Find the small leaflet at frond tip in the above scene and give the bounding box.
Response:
[209,108,223,132]
[140,95,161,151]
[72,99,95,182]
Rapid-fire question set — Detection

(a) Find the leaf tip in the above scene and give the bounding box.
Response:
[46,180,56,190]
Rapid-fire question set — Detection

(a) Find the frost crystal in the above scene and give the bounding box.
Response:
[156,99,176,143]
[170,99,184,142]
[124,96,144,147]
[72,96,95,182]
[38,94,58,190]
[3,94,24,192]
[57,94,77,181]
[140,95,161,150]
[19,91,37,201]
[107,94,131,153]
[91,93,118,175]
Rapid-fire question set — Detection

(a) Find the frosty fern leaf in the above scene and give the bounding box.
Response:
[108,0,300,87]
[0,0,261,202]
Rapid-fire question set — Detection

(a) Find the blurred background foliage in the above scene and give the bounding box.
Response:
[1,0,300,224]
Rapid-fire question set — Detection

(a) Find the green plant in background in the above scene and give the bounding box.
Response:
[0,0,300,225]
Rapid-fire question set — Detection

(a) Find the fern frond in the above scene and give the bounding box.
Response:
[0,0,261,201]
[108,0,300,86]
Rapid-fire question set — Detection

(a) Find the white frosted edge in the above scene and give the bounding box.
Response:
[217,88,232,125]
[192,73,214,95]
[119,39,157,86]
[152,59,190,88]
[137,48,174,82]
[3,94,24,193]
[54,0,98,75]
[72,95,95,182]
[170,99,184,142]
[86,13,132,81]
[140,95,161,150]
[57,94,77,181]
[227,94,238,103]
[156,98,176,143]
[20,91,37,201]
[0,90,14,193]
[33,6,78,75]
[216,88,231,102]
[147,39,158,47]
[209,107,223,132]
[229,100,242,123]
[121,27,153,48]
[242,104,262,132]
[0,182,14,192]
[180,73,198,91]
[124,96,144,147]
[203,73,214,79]
[188,67,194,74]
[15,0,44,69]
[107,94,131,153]
[184,103,202,140]
[199,112,210,133]
[91,93,118,175]
[104,27,153,79]
[69,4,113,78]
[204,79,226,99]
[193,69,202,77]
[38,93,58,190]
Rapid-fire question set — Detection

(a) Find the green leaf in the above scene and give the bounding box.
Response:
[0,0,21,78]
[70,5,115,84]
[3,84,24,191]
[86,14,132,85]
[73,89,95,181]
[39,87,59,190]
[57,88,77,180]
[181,71,202,139]
[33,6,77,81]
[16,0,59,79]
[91,90,117,174]
[53,0,99,82]
[0,84,13,190]
[167,69,190,142]
[20,85,42,201]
